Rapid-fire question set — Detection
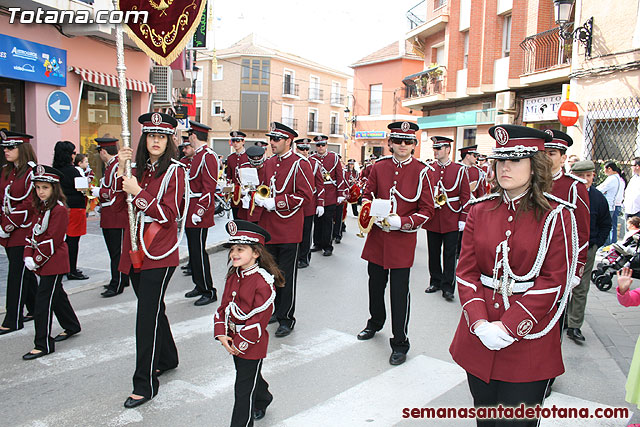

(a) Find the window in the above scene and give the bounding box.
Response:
[261,60,270,85]
[240,91,269,130]
[463,128,476,146]
[282,104,295,129]
[195,79,202,96]
[0,77,25,134]
[502,14,512,57]
[212,65,223,81]
[369,84,382,115]
[211,100,223,116]
[331,81,342,104]
[435,45,445,66]
[241,59,250,84]
[434,0,447,9]
[309,76,321,101]
[330,112,341,135]
[251,60,260,85]
[308,108,319,133]
[195,101,202,123]
[463,31,469,69]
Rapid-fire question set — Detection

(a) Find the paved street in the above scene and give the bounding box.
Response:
[0,217,637,426]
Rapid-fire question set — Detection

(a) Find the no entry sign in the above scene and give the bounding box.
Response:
[558,101,579,127]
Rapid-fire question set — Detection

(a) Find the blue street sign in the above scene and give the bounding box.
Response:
[46,90,72,124]
[0,34,66,87]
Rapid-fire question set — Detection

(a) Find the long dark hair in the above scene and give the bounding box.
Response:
[31,181,67,212]
[226,244,285,288]
[604,161,627,185]
[52,141,76,169]
[2,143,38,179]
[135,133,178,181]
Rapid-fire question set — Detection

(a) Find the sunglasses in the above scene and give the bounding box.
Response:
[3,146,16,151]
[315,143,327,147]
[297,147,310,151]
[269,136,285,142]
[391,140,415,146]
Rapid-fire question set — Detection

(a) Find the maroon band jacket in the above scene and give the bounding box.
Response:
[424,160,471,234]
[24,202,70,276]
[99,156,129,229]
[463,164,487,200]
[0,166,34,248]
[226,151,249,208]
[304,157,324,217]
[236,162,266,223]
[186,145,219,228]
[310,151,346,206]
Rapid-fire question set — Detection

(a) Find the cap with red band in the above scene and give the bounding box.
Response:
[0,129,33,148]
[544,129,573,151]
[95,137,119,149]
[388,121,418,141]
[32,164,63,183]
[459,144,479,156]
[488,124,552,160]
[223,220,271,247]
[138,112,177,135]
[266,121,298,140]
[431,136,453,148]
[188,120,211,135]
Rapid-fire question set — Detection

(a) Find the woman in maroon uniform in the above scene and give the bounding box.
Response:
[449,125,578,426]
[214,220,284,426]
[22,165,81,360]
[115,112,187,408]
[0,130,37,335]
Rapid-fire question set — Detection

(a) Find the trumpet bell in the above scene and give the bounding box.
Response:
[256,185,271,198]
[435,193,447,206]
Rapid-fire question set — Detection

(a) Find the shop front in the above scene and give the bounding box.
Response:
[522,93,566,133]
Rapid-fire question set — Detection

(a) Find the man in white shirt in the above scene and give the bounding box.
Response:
[625,157,640,219]
[597,161,625,244]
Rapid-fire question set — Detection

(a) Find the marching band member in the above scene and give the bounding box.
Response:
[449,125,577,426]
[226,131,249,219]
[357,121,434,366]
[333,154,348,243]
[115,112,187,408]
[178,135,194,277]
[183,121,219,306]
[424,136,471,301]
[478,154,493,194]
[214,220,284,426]
[22,165,81,359]
[0,130,37,335]
[459,145,486,199]
[294,138,323,269]
[310,135,346,256]
[255,122,313,338]
[345,159,360,216]
[95,137,131,298]
[236,145,268,224]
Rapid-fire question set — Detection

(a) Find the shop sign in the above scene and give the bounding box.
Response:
[355,131,386,139]
[0,34,66,86]
[522,95,562,122]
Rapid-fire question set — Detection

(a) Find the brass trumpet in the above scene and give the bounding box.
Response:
[323,171,332,182]
[434,188,447,207]
[256,185,271,198]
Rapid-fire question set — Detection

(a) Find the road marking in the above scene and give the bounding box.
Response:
[276,355,467,426]
[541,392,632,426]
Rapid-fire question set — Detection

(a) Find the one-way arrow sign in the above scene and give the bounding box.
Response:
[46,90,73,124]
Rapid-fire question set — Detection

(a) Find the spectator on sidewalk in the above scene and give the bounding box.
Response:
[597,161,626,244]
[615,266,640,410]
[624,157,640,221]
[567,154,580,169]
[566,161,611,342]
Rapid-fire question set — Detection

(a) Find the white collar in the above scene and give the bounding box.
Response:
[195,144,207,154]
[237,263,259,278]
[278,149,293,160]
[392,155,412,167]
[502,188,529,210]
[235,149,246,155]
[552,169,563,180]
[437,159,451,167]
[106,156,117,166]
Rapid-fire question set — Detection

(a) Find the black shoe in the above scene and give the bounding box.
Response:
[322,249,333,257]
[310,246,321,253]
[124,396,150,409]
[297,260,309,269]
[275,324,293,337]
[194,294,217,306]
[23,350,49,360]
[155,366,176,377]
[182,269,193,276]
[442,291,455,301]
[67,271,89,280]
[0,327,16,335]
[425,285,441,294]
[357,328,376,341]
[54,330,78,342]
[567,328,586,342]
[268,314,277,325]
[545,385,552,398]
[335,237,341,244]
[101,289,122,298]
[389,351,407,366]
[185,288,201,298]
[253,408,266,420]
[180,264,190,270]
[23,314,34,323]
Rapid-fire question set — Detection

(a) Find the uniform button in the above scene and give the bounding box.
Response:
[395,171,398,175]
[441,171,444,174]
[393,181,397,185]
[507,216,513,222]
[505,230,511,237]
[494,302,500,309]
[277,164,280,167]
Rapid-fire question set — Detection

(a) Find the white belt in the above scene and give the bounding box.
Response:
[480,274,534,295]
[190,192,202,198]
[447,196,460,202]
[143,215,156,223]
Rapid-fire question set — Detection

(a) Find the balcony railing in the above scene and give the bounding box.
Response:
[330,93,345,105]
[309,88,324,101]
[282,117,298,130]
[406,0,448,30]
[330,123,343,135]
[283,81,299,96]
[402,65,446,99]
[308,121,323,133]
[519,25,572,75]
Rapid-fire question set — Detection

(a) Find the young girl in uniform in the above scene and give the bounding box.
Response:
[22,165,81,359]
[214,220,284,426]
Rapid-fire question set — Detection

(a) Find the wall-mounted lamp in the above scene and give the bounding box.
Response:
[554,0,593,58]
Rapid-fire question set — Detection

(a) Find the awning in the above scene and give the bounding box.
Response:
[402,65,441,86]
[69,66,156,93]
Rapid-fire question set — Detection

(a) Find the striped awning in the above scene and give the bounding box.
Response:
[69,66,156,93]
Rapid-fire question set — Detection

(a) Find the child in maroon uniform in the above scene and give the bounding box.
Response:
[22,165,80,360]
[214,220,284,426]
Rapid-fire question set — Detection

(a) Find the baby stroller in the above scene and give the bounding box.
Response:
[591,232,640,291]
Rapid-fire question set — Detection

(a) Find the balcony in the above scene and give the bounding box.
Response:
[519,26,572,86]
[282,117,298,131]
[309,88,324,103]
[401,65,447,108]
[330,93,345,106]
[282,81,299,98]
[308,121,323,134]
[330,123,343,136]
[406,0,449,39]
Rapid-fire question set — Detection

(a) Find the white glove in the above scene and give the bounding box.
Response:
[458,221,466,232]
[91,187,100,198]
[94,205,101,215]
[316,206,325,217]
[337,196,345,204]
[191,214,202,225]
[24,257,36,271]
[263,198,276,211]
[387,215,402,230]
[0,229,9,239]
[241,194,251,209]
[241,187,249,197]
[474,322,515,351]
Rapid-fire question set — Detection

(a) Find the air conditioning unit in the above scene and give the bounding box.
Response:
[495,113,515,125]
[88,109,108,123]
[151,65,173,104]
[496,91,516,112]
[88,91,108,106]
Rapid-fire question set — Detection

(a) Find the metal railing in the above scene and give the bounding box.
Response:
[282,117,298,130]
[330,93,345,105]
[309,88,324,101]
[520,25,572,75]
[308,120,323,133]
[403,67,446,99]
[406,0,448,30]
[330,123,343,135]
[283,81,299,96]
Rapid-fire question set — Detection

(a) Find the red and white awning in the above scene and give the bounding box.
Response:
[69,66,156,93]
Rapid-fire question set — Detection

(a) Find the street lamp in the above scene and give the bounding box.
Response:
[554,0,593,58]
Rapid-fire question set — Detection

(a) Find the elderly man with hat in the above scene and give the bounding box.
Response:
[235,145,268,224]
[183,120,219,306]
[459,145,486,199]
[424,136,471,301]
[310,135,347,256]
[357,121,434,366]
[94,137,131,298]
[256,122,314,337]
[226,131,249,219]
[568,160,610,342]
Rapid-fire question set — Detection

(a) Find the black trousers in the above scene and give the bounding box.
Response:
[351,202,358,216]
[231,357,273,427]
[298,215,314,264]
[366,262,411,354]
[66,236,81,274]
[130,266,178,398]
[426,230,459,293]
[33,274,80,353]
[467,373,549,427]
[266,243,298,328]
[2,246,37,330]
[185,228,215,297]
[102,228,129,293]
[232,206,240,220]
[333,203,344,238]
[313,204,335,250]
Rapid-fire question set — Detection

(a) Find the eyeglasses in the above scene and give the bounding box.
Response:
[391,139,415,146]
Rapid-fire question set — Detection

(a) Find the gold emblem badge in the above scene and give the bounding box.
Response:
[516,319,534,336]
[151,113,162,126]
[494,127,509,146]
[401,121,410,132]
